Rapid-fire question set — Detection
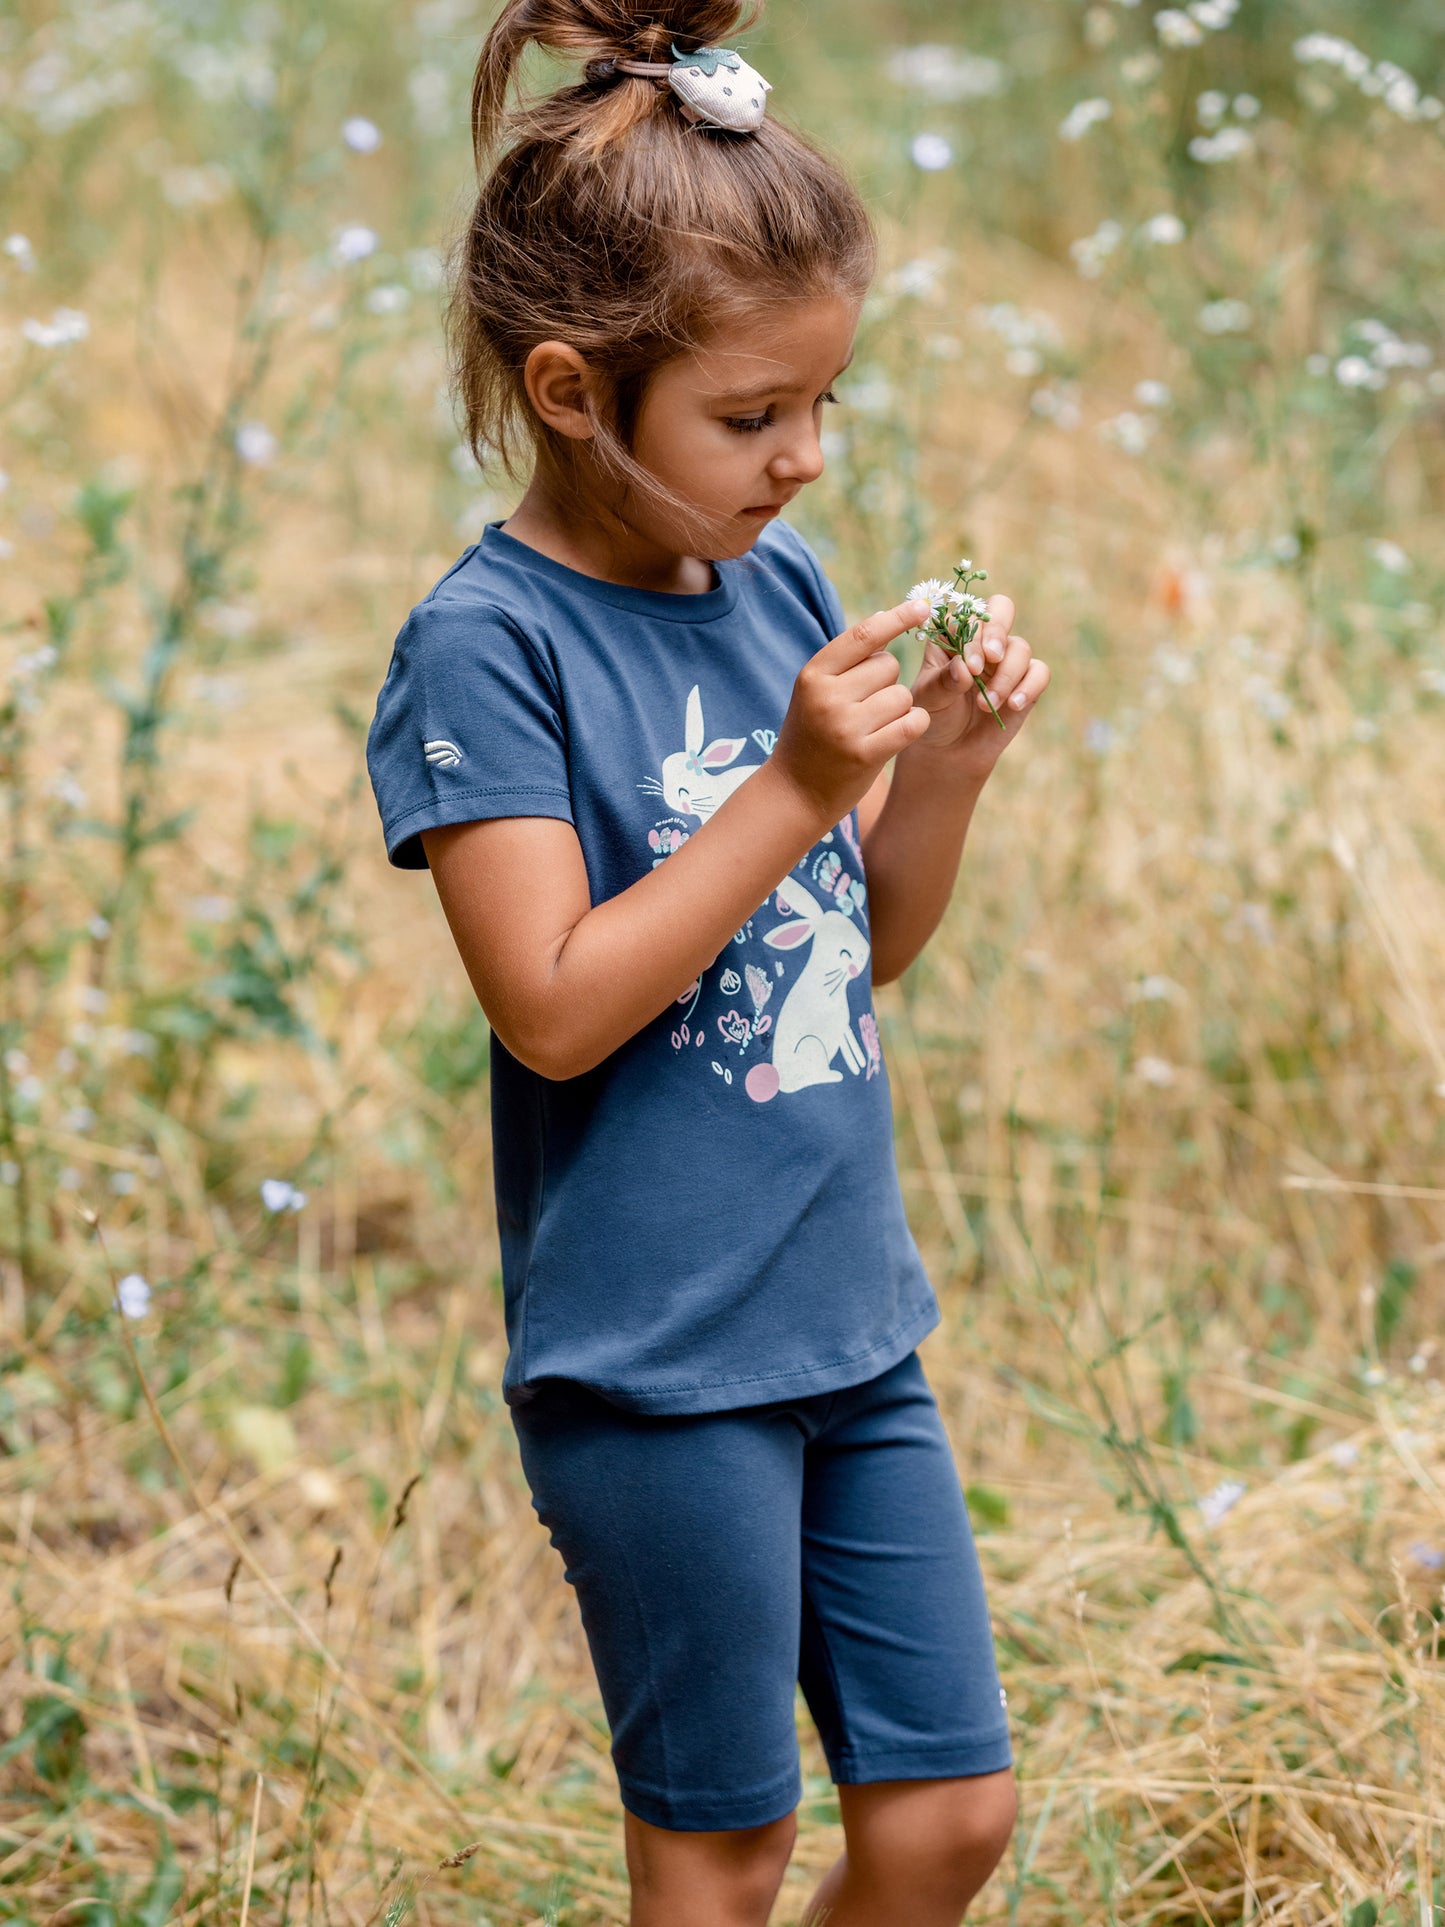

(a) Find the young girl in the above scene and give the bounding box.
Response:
[368,3,1050,1920]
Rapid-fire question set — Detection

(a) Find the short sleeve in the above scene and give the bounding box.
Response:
[366,597,574,870]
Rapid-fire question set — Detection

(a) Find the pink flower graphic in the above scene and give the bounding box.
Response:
[859,1010,882,1079]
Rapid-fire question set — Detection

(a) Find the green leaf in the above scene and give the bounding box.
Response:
[965,1483,1009,1528]
[1164,1650,1253,1675]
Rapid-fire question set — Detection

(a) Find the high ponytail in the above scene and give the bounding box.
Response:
[447,0,874,525]
[472,1,759,161]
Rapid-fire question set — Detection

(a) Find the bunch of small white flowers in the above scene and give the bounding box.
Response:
[906,558,1007,728]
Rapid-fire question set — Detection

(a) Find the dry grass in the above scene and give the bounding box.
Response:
[2,1,1444,1921]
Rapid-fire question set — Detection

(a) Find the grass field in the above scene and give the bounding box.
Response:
[2,0,1444,1921]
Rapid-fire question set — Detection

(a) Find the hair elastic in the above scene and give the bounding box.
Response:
[593,42,773,133]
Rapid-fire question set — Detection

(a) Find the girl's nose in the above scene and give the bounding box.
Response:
[770,428,825,487]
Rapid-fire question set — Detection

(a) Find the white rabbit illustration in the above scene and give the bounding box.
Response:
[744,876,870,1102]
[656,684,764,822]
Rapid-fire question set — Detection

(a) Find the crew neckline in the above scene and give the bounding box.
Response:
[479,520,744,623]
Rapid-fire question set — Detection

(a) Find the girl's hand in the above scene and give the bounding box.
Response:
[772,597,934,823]
[907,592,1050,774]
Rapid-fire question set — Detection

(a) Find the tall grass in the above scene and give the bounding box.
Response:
[1,0,1442,1920]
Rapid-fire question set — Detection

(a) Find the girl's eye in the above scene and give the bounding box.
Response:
[723,407,774,434]
[821,389,839,405]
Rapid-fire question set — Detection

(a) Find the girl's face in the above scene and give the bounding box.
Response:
[625,293,860,561]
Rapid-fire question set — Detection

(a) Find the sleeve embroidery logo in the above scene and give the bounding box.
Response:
[424,738,463,769]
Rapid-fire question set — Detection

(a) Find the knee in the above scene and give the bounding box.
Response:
[941,1769,1017,1874]
[626,1808,797,1923]
[843,1770,1017,1906]
[919,1771,1017,1902]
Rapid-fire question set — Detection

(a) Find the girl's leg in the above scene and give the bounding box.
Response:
[800,1772,1017,1926]
[792,1352,1017,1924]
[510,1383,811,1920]
[624,1808,798,1927]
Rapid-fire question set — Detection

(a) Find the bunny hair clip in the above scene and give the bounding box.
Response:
[591,42,773,133]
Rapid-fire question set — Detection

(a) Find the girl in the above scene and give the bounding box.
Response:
[367,2,1050,1920]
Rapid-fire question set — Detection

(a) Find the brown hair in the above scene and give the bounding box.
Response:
[447,0,876,533]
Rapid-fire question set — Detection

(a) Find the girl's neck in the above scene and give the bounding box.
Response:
[500,474,717,597]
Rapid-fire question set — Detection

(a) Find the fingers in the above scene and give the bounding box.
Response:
[863,686,931,754]
[974,632,1033,711]
[823,599,931,672]
[961,594,1016,675]
[979,653,1050,721]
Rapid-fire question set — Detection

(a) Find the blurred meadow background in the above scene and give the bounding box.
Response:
[2,0,1444,1920]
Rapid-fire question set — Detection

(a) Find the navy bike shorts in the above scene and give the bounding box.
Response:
[510,1349,1013,1832]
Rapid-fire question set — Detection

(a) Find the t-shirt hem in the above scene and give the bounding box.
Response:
[507,1290,941,1416]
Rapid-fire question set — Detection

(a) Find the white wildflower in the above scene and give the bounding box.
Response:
[1189,126,1254,162]
[334,223,379,265]
[1060,96,1112,140]
[1198,297,1251,334]
[1334,355,1385,391]
[162,165,232,209]
[261,1177,308,1213]
[1189,0,1236,29]
[1130,974,1184,1003]
[1328,1439,1359,1468]
[1085,718,1115,754]
[115,1272,151,1318]
[1098,410,1156,455]
[1233,92,1260,118]
[1134,379,1172,408]
[342,115,382,152]
[1367,539,1410,574]
[1005,346,1043,377]
[910,132,954,171]
[1361,1363,1387,1387]
[1196,89,1228,125]
[884,252,951,300]
[1134,1055,1176,1086]
[907,578,953,613]
[1121,51,1161,84]
[235,421,278,465]
[1030,383,1081,429]
[21,307,89,349]
[885,45,1009,102]
[1154,10,1204,48]
[365,283,410,315]
[4,233,36,272]
[1139,211,1185,245]
[1070,219,1123,279]
[1198,1478,1246,1527]
[109,1170,137,1195]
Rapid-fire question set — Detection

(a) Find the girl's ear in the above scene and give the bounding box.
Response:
[523,341,597,441]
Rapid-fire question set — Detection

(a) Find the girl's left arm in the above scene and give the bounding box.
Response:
[859,591,1050,986]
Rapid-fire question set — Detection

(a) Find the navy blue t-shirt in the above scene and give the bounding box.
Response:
[367,517,939,1413]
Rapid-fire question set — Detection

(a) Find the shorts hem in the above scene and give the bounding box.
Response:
[828,1730,1014,1786]
[617,1766,803,1834]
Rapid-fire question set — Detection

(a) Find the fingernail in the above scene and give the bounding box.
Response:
[1010,690,1027,709]
[966,653,982,674]
[907,599,929,621]
[985,636,1005,661]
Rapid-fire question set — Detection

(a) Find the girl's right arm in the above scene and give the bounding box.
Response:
[421,598,930,1080]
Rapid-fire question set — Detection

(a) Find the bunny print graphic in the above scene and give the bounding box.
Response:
[743,875,869,1102]
[639,681,875,1104]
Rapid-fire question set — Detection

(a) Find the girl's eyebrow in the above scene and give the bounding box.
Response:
[714,358,855,405]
